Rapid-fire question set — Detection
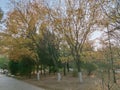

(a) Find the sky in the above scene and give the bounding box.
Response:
[0,0,9,13]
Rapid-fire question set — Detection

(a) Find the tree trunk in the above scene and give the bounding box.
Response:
[113,69,116,83]
[77,57,83,83]
[67,62,69,72]
[36,64,39,73]
[78,72,83,83]
[41,64,43,75]
[63,63,66,76]
[53,66,56,75]
[37,71,40,80]
[57,72,62,81]
[49,66,51,75]
[107,27,116,83]
[36,64,40,80]
[43,66,46,77]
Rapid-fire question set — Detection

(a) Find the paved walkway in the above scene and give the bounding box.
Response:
[0,74,44,90]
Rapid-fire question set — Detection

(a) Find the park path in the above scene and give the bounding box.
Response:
[0,74,44,90]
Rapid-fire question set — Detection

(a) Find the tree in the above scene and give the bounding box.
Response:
[46,31,62,81]
[49,0,101,83]
[5,0,63,81]
[0,8,3,21]
[5,0,48,79]
[37,30,58,75]
[59,43,72,76]
[98,0,120,86]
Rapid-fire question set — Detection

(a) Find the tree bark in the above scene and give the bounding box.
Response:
[49,66,51,75]
[67,62,69,72]
[76,54,83,83]
[37,71,40,80]
[57,72,62,81]
[63,62,66,76]
[78,72,83,83]
[107,27,116,83]
[41,64,43,75]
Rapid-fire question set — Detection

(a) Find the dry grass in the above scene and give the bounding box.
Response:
[15,72,120,90]
[18,74,103,90]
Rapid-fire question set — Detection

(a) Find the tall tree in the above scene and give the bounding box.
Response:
[49,0,101,83]
[5,0,45,79]
[98,0,120,85]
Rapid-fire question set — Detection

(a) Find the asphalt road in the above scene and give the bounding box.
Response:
[0,74,44,90]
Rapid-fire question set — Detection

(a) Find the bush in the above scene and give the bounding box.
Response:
[9,60,19,75]
[19,56,35,78]
[9,56,35,78]
[82,62,97,76]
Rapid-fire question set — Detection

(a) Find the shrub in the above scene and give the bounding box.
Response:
[9,56,35,78]
[82,62,97,76]
[19,56,35,78]
[9,60,19,75]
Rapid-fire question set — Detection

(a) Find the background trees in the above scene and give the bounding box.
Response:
[1,1,120,89]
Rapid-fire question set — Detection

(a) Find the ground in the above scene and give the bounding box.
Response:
[6,72,120,90]
[17,74,102,90]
